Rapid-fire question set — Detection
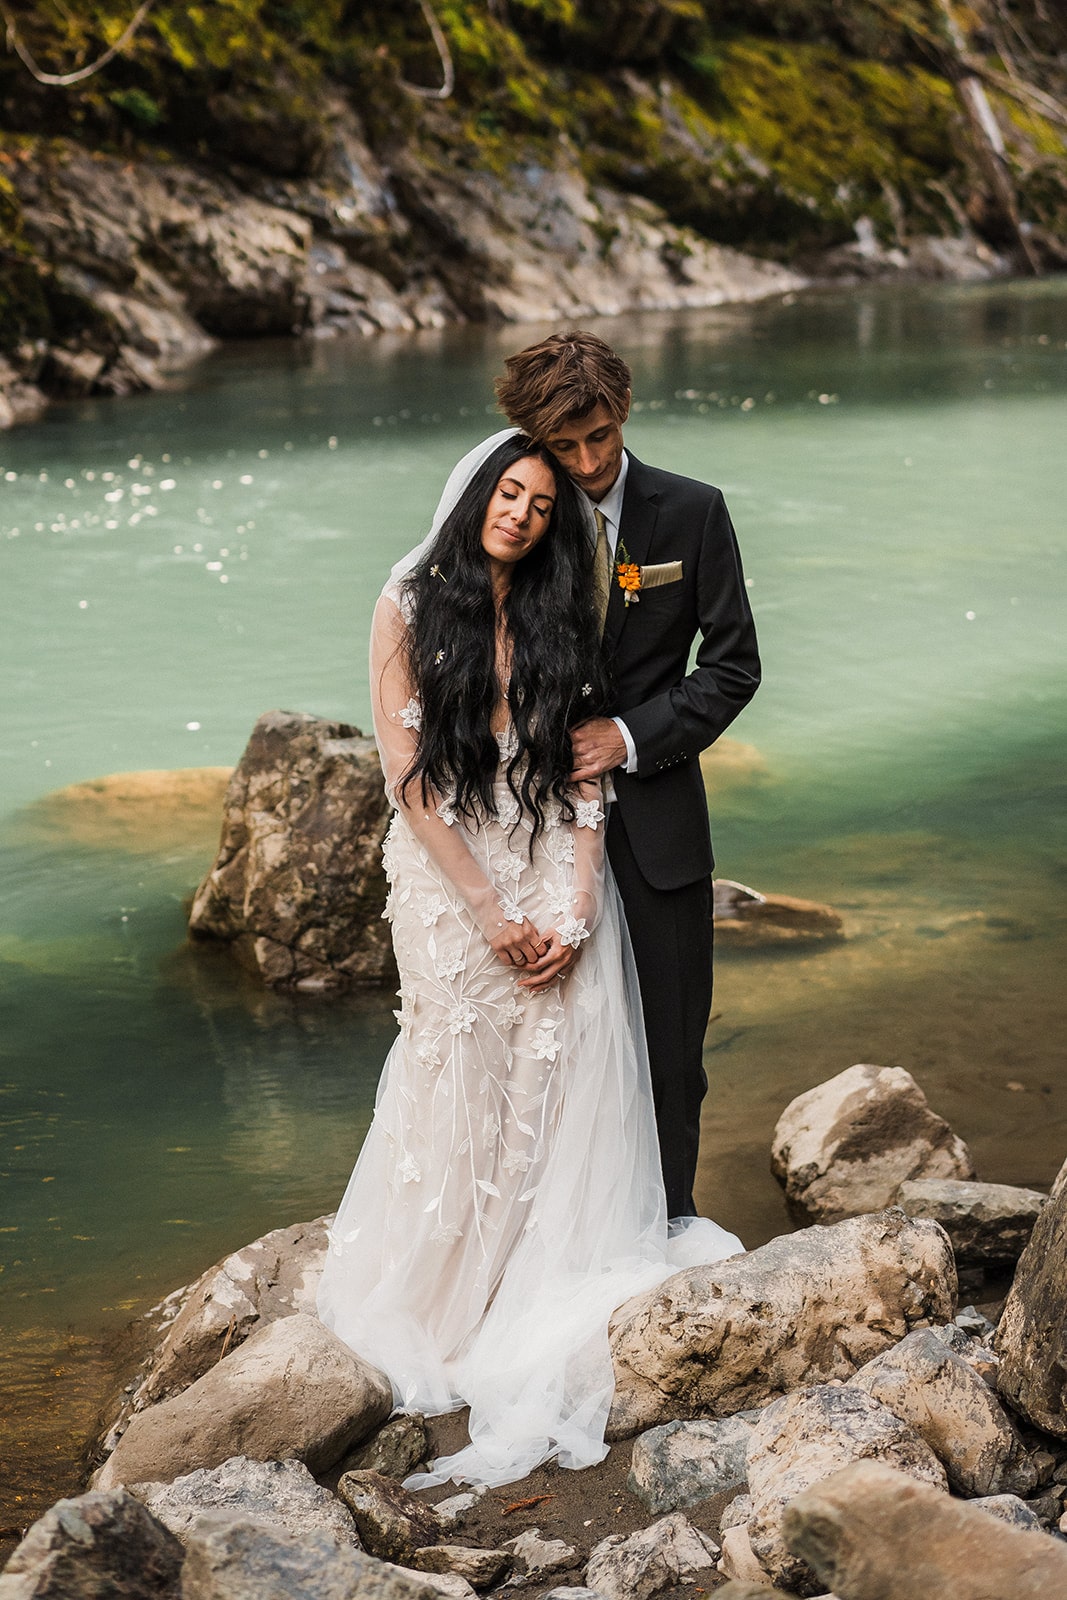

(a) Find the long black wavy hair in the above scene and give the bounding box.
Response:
[397,434,610,836]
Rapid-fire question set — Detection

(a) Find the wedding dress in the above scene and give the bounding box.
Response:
[316,571,743,1489]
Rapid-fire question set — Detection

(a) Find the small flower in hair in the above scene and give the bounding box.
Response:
[435,650,445,664]
[430,564,447,581]
[581,683,592,697]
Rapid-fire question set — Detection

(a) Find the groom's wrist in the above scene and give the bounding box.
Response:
[611,716,638,773]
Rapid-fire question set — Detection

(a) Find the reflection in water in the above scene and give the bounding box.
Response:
[1,277,1065,1533]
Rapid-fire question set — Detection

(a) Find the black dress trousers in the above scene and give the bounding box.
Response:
[606,804,714,1220]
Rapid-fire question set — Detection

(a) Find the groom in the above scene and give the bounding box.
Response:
[495,331,760,1219]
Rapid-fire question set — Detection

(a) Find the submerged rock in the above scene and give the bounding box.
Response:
[94,1314,391,1490]
[895,1177,1047,1264]
[0,1488,183,1600]
[783,1461,1067,1600]
[188,710,395,991]
[771,1062,975,1223]
[17,768,233,855]
[607,1208,955,1438]
[711,878,844,946]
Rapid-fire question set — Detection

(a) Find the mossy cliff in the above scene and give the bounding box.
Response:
[0,0,1064,419]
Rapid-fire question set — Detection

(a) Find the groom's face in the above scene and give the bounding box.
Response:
[544,397,629,502]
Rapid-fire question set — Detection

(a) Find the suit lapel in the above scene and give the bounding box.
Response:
[603,451,659,653]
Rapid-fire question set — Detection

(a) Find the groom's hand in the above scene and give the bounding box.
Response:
[570,718,627,781]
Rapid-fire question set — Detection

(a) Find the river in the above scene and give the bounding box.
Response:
[1,277,1065,1534]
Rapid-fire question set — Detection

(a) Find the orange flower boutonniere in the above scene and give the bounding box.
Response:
[616,541,641,605]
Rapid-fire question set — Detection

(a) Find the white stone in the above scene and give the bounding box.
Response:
[608,1209,955,1438]
[585,1513,719,1600]
[771,1064,974,1222]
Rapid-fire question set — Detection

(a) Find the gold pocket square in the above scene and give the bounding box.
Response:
[639,560,683,589]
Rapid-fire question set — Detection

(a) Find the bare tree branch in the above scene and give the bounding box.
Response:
[400,0,455,101]
[0,0,157,86]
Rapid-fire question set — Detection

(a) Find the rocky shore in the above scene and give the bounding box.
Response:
[3,2,1064,430]
[4,1062,1066,1599]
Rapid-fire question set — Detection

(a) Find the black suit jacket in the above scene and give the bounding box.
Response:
[606,452,760,891]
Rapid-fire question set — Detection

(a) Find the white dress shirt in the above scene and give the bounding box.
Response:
[586,457,638,775]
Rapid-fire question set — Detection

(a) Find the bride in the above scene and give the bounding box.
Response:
[317,430,742,1489]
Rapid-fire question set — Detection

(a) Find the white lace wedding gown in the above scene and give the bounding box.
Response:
[316,588,742,1488]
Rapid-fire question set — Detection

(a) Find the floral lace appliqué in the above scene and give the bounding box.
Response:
[447,1002,477,1035]
[416,890,448,926]
[557,915,590,950]
[531,1022,561,1062]
[574,797,605,830]
[497,995,525,1030]
[433,944,466,981]
[399,697,422,731]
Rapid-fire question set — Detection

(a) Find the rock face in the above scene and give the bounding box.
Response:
[188,711,395,991]
[849,1328,1036,1497]
[711,879,844,947]
[627,1414,757,1513]
[745,1384,948,1592]
[783,1460,1067,1600]
[178,1511,440,1600]
[584,1514,719,1600]
[996,1181,1067,1438]
[0,1488,184,1600]
[100,1216,331,1456]
[895,1177,1047,1264]
[607,1208,956,1438]
[131,1455,362,1549]
[0,113,802,430]
[770,1063,975,1223]
[18,768,234,855]
[1053,1155,1066,1197]
[335,1473,443,1565]
[94,1313,391,1489]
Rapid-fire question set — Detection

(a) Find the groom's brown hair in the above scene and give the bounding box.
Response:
[495,331,631,442]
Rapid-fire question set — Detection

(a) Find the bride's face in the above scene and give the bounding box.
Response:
[481,456,556,569]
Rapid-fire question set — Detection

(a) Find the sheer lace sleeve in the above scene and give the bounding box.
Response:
[371,589,512,941]
[553,778,606,949]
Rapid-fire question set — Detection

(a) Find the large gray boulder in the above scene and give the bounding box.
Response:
[607,1208,956,1438]
[0,1489,183,1600]
[745,1385,948,1593]
[771,1063,975,1223]
[996,1181,1067,1438]
[627,1413,758,1513]
[178,1511,441,1600]
[783,1460,1067,1599]
[895,1178,1047,1265]
[188,711,394,991]
[848,1327,1035,1496]
[94,1313,391,1489]
[131,1455,362,1549]
[102,1216,331,1456]
[584,1514,719,1600]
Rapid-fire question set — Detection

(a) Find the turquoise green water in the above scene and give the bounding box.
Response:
[1,279,1066,1527]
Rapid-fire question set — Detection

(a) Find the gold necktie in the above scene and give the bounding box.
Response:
[593,507,611,633]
